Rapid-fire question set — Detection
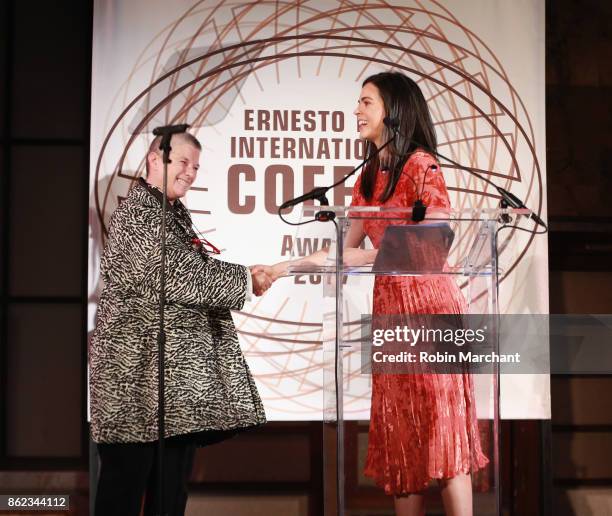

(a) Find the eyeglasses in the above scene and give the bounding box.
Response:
[191,236,221,255]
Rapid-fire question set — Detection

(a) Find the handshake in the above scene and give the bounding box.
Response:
[246,247,375,297]
[248,262,287,297]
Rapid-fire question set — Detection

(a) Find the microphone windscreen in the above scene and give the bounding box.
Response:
[412,200,427,222]
[383,117,400,129]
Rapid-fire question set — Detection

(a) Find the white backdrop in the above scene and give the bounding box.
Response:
[89,0,550,419]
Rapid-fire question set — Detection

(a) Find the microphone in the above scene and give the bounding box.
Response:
[279,187,330,211]
[495,187,546,227]
[411,164,438,222]
[152,124,190,164]
[152,124,190,136]
[383,117,400,130]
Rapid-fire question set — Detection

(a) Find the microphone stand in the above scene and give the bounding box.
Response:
[152,123,190,516]
[410,140,547,229]
[278,128,398,220]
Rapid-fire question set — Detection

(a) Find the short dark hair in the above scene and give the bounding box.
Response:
[145,132,202,175]
[360,72,437,202]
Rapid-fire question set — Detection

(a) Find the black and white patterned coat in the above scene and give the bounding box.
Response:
[90,179,266,443]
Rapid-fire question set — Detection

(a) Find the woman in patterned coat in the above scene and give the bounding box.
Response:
[90,132,267,516]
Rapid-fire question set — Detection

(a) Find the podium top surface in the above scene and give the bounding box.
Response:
[285,264,496,277]
[298,206,531,220]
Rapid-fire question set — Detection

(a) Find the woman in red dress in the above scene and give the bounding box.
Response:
[348,72,488,516]
[261,72,488,516]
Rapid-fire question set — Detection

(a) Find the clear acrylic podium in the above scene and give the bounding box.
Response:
[286,205,530,516]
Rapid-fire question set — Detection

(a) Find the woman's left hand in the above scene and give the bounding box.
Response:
[342,248,377,267]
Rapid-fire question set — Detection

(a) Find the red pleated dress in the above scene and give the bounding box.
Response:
[351,151,489,495]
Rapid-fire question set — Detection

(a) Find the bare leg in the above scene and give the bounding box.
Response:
[394,493,425,516]
[439,472,473,516]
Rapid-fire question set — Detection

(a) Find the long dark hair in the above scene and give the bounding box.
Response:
[360,72,437,202]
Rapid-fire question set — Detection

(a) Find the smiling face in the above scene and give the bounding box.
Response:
[146,140,200,201]
[354,81,387,148]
